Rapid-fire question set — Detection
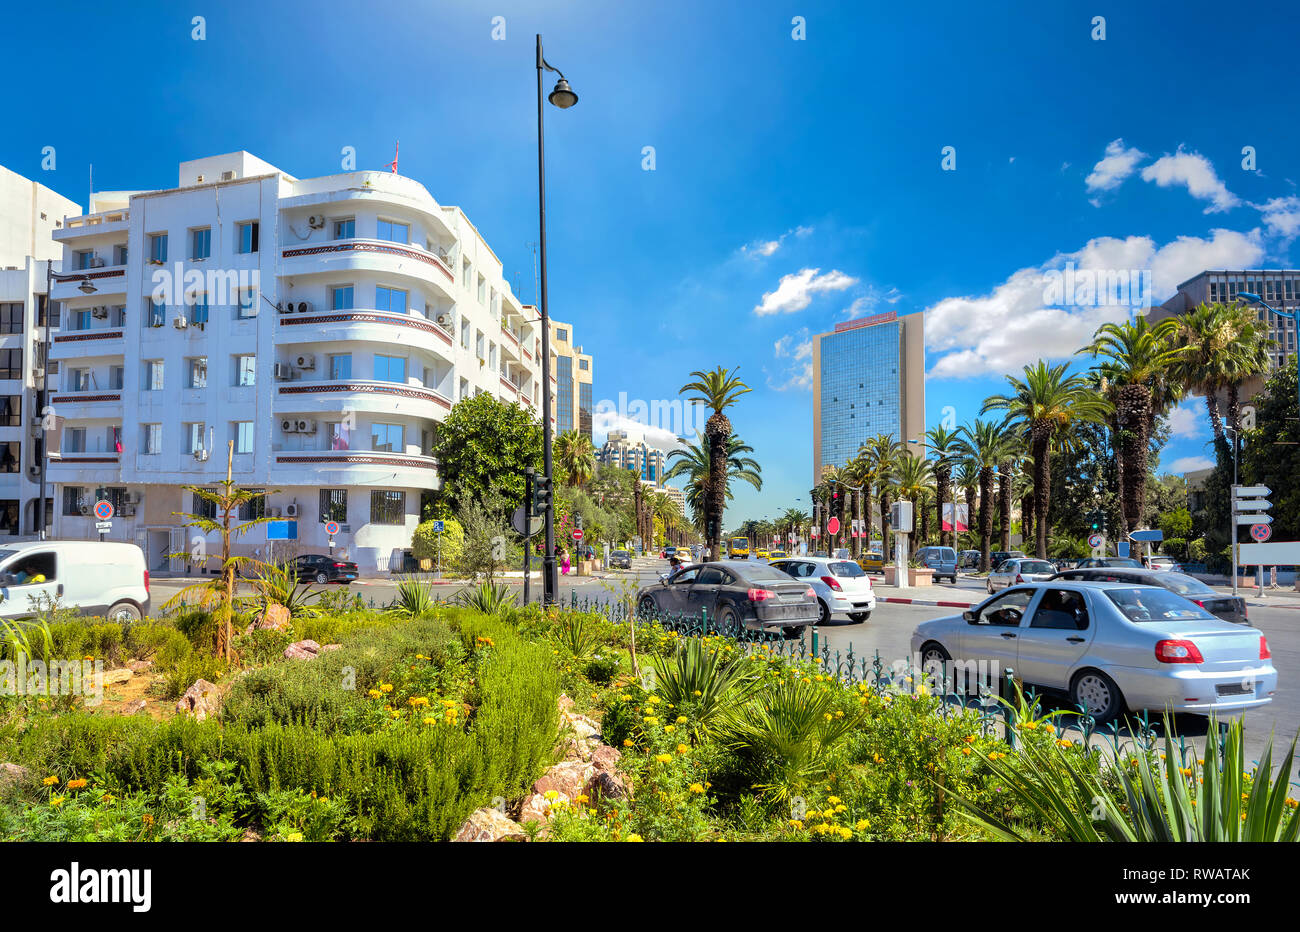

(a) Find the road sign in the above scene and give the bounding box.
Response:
[93,500,113,521]
[1087,533,1103,548]
[324,520,340,536]
[432,520,444,533]
[1117,541,1130,557]
[267,520,298,541]
[572,529,584,541]
[1233,485,1272,498]
[511,506,543,538]
[827,517,840,535]
[1240,541,1300,564]
[95,521,112,531]
[1250,523,1272,542]
[1233,499,1272,511]
[1236,514,1272,525]
[1130,529,1163,542]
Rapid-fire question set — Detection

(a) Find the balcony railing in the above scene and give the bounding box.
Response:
[276,379,452,410]
[281,238,455,283]
[278,308,454,346]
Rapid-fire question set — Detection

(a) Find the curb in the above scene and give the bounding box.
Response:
[877,596,975,609]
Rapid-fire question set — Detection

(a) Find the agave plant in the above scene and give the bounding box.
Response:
[650,636,757,742]
[552,613,602,664]
[389,576,440,618]
[454,580,516,616]
[956,712,1300,842]
[0,615,52,664]
[240,559,322,618]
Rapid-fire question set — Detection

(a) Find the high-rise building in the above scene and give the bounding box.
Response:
[47,152,543,571]
[0,164,81,536]
[549,317,593,440]
[811,310,924,484]
[598,429,665,484]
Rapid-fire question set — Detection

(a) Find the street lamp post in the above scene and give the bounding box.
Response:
[535,34,577,605]
[1223,425,1242,596]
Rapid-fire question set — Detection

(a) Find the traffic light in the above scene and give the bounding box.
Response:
[530,474,551,517]
[1090,510,1103,532]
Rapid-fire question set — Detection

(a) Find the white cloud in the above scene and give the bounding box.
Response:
[924,228,1264,379]
[1165,454,1214,474]
[768,328,813,391]
[1166,400,1208,439]
[740,225,815,259]
[592,410,687,452]
[1140,148,1240,213]
[1257,195,1300,238]
[754,267,857,315]
[1085,139,1146,203]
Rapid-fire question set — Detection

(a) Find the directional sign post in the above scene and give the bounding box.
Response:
[1250,523,1272,542]
[1232,485,1272,595]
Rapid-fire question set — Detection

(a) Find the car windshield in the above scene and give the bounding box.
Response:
[1020,561,1055,575]
[1159,572,1216,596]
[1103,558,1142,567]
[612,551,629,557]
[830,561,865,577]
[1105,587,1216,622]
[735,563,797,583]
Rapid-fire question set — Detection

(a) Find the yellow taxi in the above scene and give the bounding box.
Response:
[754,549,771,561]
[769,550,787,560]
[858,551,885,573]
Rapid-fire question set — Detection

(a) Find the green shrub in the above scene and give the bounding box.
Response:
[412,518,463,569]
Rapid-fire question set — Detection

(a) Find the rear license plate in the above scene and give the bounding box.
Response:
[1216,682,1253,697]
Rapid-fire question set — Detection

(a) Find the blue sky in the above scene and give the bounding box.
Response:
[7,0,1300,525]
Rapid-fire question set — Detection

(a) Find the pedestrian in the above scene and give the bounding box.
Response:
[560,547,571,575]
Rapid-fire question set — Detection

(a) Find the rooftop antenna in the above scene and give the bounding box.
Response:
[387,141,399,173]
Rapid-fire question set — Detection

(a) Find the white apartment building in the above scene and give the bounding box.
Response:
[49,152,546,573]
[0,164,82,536]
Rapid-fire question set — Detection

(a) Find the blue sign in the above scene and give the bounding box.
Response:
[1130,529,1163,542]
[267,520,298,541]
[432,520,444,533]
[1116,540,1131,557]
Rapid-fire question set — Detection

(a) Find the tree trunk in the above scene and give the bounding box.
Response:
[978,467,994,572]
[936,468,950,548]
[1031,427,1051,560]
[998,467,1011,551]
[879,489,891,559]
[1116,384,1151,533]
[705,423,728,556]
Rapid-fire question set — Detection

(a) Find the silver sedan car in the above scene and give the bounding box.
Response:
[909,581,1276,724]
[987,557,1057,594]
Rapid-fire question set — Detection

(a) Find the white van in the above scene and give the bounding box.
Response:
[0,541,151,622]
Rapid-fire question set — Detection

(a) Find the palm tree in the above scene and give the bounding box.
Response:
[1013,465,1034,551]
[955,458,978,549]
[982,360,1110,559]
[1080,317,1186,533]
[679,367,752,556]
[840,454,871,557]
[779,507,809,550]
[553,429,596,487]
[664,432,762,548]
[890,452,933,558]
[859,434,901,558]
[1168,303,1240,448]
[957,418,1016,572]
[1222,303,1274,434]
[923,425,961,548]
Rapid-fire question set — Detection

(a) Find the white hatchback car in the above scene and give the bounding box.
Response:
[987,557,1058,593]
[770,555,876,624]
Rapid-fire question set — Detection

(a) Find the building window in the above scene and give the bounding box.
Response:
[237,221,259,254]
[148,233,168,263]
[237,288,257,319]
[142,423,162,454]
[370,490,405,525]
[330,285,354,310]
[375,286,407,314]
[109,366,124,390]
[326,421,350,450]
[373,355,407,383]
[319,489,347,523]
[329,354,352,380]
[68,368,91,392]
[187,357,208,389]
[36,295,58,329]
[0,396,19,427]
[370,423,404,453]
[0,442,17,473]
[376,219,409,244]
[233,421,254,454]
[0,349,19,379]
[189,293,210,325]
[63,427,86,453]
[462,259,472,289]
[62,487,86,516]
[191,490,217,521]
[238,489,265,520]
[76,250,94,270]
[113,244,128,266]
[184,422,206,454]
[0,304,22,334]
[144,360,164,391]
[147,298,166,327]
[578,358,589,371]
[190,227,211,260]
[234,355,256,387]
[333,218,355,240]
[70,309,91,331]
[557,328,568,342]
[477,275,486,304]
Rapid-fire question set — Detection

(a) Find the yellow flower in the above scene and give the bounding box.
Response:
[689,783,705,794]
[50,796,65,807]
[623,738,634,747]
[423,716,437,725]
[66,778,88,790]
[855,819,869,831]
[407,696,429,707]
[654,754,673,764]
[42,776,58,786]
[101,793,116,803]
[676,744,689,755]
[285,832,304,842]
[379,683,394,693]
[643,716,659,725]
[1042,723,1055,734]
[693,690,702,697]
[962,747,972,756]
[574,794,589,804]
[142,813,154,827]
[827,795,841,805]
[543,790,559,801]
[838,826,852,840]
[626,834,644,842]
[663,724,676,733]
[367,689,382,698]
[788,819,804,829]
[647,696,660,705]
[675,715,687,724]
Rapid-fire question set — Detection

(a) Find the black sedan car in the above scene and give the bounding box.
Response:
[609,549,633,570]
[636,559,818,636]
[1072,557,1143,569]
[294,554,359,585]
[1048,566,1248,625]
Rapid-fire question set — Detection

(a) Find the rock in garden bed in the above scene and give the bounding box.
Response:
[452,807,527,842]
[175,679,222,721]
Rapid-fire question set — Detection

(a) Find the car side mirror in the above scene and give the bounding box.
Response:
[962,610,976,623]
[0,573,11,587]
[658,574,669,584]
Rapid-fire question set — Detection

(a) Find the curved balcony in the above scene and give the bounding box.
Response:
[267,448,440,490]
[274,379,453,419]
[276,309,454,361]
[282,171,459,241]
[280,239,455,299]
[49,329,125,360]
[49,390,123,415]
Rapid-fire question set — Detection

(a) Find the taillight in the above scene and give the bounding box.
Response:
[1260,636,1271,660]
[1155,639,1204,664]
[747,588,777,602]
[334,562,347,567]
[1191,598,1205,608]
[820,575,842,591]
[143,569,150,595]
[804,587,816,598]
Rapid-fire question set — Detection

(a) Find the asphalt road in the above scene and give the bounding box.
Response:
[150,558,1300,767]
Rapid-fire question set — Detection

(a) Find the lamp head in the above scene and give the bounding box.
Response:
[548,78,578,109]
[1238,292,1261,303]
[78,280,97,295]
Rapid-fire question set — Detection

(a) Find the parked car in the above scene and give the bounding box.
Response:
[636,560,818,636]
[914,546,958,583]
[958,550,981,570]
[663,546,678,560]
[1074,557,1142,569]
[911,581,1276,724]
[987,558,1057,593]
[858,551,885,573]
[832,548,852,560]
[769,549,788,560]
[1146,555,1180,573]
[771,555,876,623]
[293,553,358,584]
[990,550,1026,567]
[0,541,150,622]
[609,549,632,570]
[1049,567,1247,625]
[754,549,772,562]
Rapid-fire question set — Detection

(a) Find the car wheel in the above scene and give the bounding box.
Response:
[716,605,739,639]
[848,611,870,622]
[919,641,952,691]
[1071,669,1124,725]
[781,625,806,640]
[315,571,329,585]
[108,601,142,623]
[817,599,831,625]
[637,595,658,619]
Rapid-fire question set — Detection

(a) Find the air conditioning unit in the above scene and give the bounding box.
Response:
[276,301,293,314]
[27,464,41,478]
[78,503,90,516]
[296,301,311,314]
[121,504,136,517]
[172,316,188,330]
[194,449,210,462]
[268,506,282,518]
[436,313,450,326]
[285,503,299,518]
[294,354,316,370]
[307,215,325,229]
[89,256,105,268]
[274,363,293,381]
[125,491,141,505]
[296,419,317,434]
[91,306,108,319]
[281,418,297,433]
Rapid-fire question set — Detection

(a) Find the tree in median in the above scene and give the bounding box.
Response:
[432,393,543,513]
